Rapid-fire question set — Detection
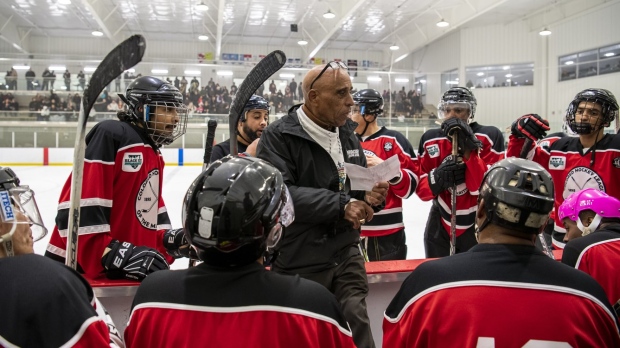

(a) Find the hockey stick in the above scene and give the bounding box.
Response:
[449,131,458,256]
[66,35,146,270]
[519,138,533,159]
[229,50,286,155]
[202,119,217,170]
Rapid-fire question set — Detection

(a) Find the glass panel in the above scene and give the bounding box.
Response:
[578,49,598,63]
[441,69,458,94]
[465,63,534,88]
[577,62,598,78]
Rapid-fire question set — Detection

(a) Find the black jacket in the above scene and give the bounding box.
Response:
[257,105,367,273]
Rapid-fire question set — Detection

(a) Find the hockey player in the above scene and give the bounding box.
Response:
[0,167,122,347]
[210,94,269,161]
[384,158,620,347]
[45,76,188,281]
[124,157,356,347]
[558,188,620,313]
[417,86,504,257]
[351,89,418,260]
[507,88,620,249]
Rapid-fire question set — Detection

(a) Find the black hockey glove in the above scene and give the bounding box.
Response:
[163,228,192,259]
[441,118,482,152]
[511,114,549,141]
[101,240,169,281]
[428,157,466,196]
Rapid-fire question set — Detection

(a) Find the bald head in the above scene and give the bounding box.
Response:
[301,64,354,130]
[302,65,326,100]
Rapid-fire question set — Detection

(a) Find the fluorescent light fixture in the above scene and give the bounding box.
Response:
[216,70,233,76]
[394,54,408,63]
[419,79,426,83]
[125,68,135,73]
[49,65,66,71]
[92,30,103,37]
[185,70,201,75]
[446,80,459,85]
[367,76,382,82]
[476,72,484,76]
[503,66,510,70]
[13,43,22,50]
[297,40,308,46]
[565,61,574,65]
[198,35,208,41]
[58,0,71,4]
[323,10,335,19]
[12,65,30,70]
[389,44,399,51]
[279,73,295,78]
[436,19,449,27]
[604,52,615,57]
[505,73,513,78]
[196,2,208,11]
[506,79,511,82]
[84,67,97,72]
[395,78,409,83]
[539,28,551,36]
[350,76,354,80]
[151,69,169,74]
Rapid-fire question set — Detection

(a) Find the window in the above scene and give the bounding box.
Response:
[599,44,620,75]
[414,75,427,97]
[441,69,459,94]
[559,54,577,81]
[465,63,534,89]
[559,43,620,81]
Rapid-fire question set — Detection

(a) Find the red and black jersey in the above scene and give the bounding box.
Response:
[416,122,504,237]
[358,127,419,237]
[45,120,173,278]
[0,254,112,347]
[562,224,620,313]
[125,262,355,348]
[384,244,620,347]
[508,133,620,248]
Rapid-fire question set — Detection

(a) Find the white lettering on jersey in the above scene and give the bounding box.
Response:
[347,149,360,158]
[135,169,160,230]
[122,152,143,172]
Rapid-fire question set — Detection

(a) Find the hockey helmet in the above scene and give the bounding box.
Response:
[477,158,554,234]
[566,88,619,134]
[558,188,620,235]
[119,76,188,146]
[438,86,477,121]
[353,89,384,117]
[182,156,294,267]
[241,95,269,122]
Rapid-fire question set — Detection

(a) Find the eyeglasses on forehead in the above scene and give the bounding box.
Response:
[309,61,348,90]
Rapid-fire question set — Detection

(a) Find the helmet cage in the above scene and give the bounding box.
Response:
[142,100,188,146]
[566,89,619,135]
[438,87,477,121]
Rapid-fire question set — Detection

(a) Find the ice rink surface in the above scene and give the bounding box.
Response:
[13,166,433,266]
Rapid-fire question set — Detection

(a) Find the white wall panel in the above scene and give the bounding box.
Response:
[471,86,538,132]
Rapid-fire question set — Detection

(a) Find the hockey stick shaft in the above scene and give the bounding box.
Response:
[202,119,217,171]
[66,35,146,270]
[229,50,286,155]
[519,138,533,159]
[450,131,458,256]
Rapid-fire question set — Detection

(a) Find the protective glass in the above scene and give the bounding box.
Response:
[309,61,348,90]
[144,101,189,146]
[0,186,47,256]
[437,101,472,120]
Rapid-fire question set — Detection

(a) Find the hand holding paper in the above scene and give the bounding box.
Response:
[344,155,401,191]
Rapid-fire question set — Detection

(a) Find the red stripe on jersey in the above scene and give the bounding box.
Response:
[576,238,620,311]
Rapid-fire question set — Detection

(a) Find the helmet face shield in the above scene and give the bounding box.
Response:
[144,100,188,146]
[438,101,473,120]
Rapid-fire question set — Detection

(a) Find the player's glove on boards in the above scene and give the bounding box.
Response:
[441,118,482,152]
[428,158,466,196]
[163,228,192,259]
[102,240,169,281]
[511,114,550,141]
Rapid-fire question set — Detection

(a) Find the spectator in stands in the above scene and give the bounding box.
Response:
[77,70,85,91]
[49,71,56,90]
[180,76,188,94]
[25,68,35,91]
[289,78,297,100]
[269,80,276,94]
[63,69,71,91]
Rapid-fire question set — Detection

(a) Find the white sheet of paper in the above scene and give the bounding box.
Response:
[344,155,401,191]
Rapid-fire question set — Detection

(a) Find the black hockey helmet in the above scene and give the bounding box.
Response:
[438,86,477,121]
[241,95,269,122]
[118,76,188,146]
[477,158,554,234]
[566,88,619,134]
[353,89,384,116]
[182,156,294,267]
[0,167,19,190]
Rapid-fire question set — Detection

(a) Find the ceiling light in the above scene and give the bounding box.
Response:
[12,43,22,50]
[389,44,399,51]
[92,30,103,36]
[395,78,409,83]
[49,65,66,71]
[419,79,426,83]
[367,76,382,82]
[216,70,233,76]
[476,72,484,76]
[151,69,169,74]
[196,2,208,11]
[84,67,97,72]
[604,52,615,57]
[198,35,208,41]
[436,19,449,27]
[565,61,574,65]
[279,73,295,78]
[350,76,354,80]
[184,70,201,75]
[297,40,308,46]
[505,73,513,77]
[124,68,135,73]
[58,0,71,4]
[539,28,551,36]
[323,10,335,19]
[12,65,30,70]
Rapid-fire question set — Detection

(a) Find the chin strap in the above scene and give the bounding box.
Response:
[577,214,603,236]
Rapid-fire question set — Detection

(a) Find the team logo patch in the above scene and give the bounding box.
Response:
[135,169,160,229]
[563,166,605,199]
[426,144,440,158]
[384,142,393,152]
[441,155,468,196]
[0,191,15,222]
[346,149,360,158]
[538,140,550,150]
[613,157,620,169]
[122,153,143,172]
[548,156,566,170]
